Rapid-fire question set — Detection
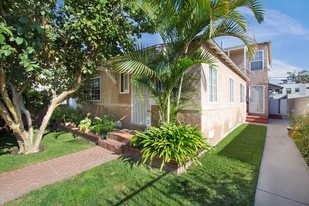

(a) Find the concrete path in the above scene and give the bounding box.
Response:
[255,118,309,206]
[0,146,119,205]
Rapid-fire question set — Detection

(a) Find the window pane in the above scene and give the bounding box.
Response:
[90,78,100,100]
[120,74,129,93]
[209,67,217,102]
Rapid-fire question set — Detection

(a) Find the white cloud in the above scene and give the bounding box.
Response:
[238,8,308,37]
[269,59,303,80]
[264,9,307,35]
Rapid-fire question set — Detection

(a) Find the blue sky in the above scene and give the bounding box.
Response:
[137,0,309,83]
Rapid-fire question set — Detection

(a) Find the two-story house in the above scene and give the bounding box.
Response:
[224,42,272,123]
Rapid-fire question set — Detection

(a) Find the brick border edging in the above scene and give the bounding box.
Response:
[122,145,194,174]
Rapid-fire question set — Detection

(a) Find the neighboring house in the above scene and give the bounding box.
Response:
[269,83,309,116]
[270,83,309,99]
[83,40,248,145]
[224,42,272,123]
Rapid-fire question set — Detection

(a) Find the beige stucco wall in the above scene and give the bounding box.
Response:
[82,71,133,128]
[178,62,247,146]
[287,97,309,115]
[200,63,247,145]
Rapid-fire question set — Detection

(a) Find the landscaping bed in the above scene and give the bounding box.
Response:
[5,124,267,206]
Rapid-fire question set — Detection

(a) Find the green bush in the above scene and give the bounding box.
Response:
[131,123,211,170]
[90,115,116,135]
[289,113,309,165]
[78,115,92,132]
[23,88,52,116]
[51,106,84,125]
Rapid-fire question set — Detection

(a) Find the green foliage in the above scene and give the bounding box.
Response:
[78,115,92,132]
[51,106,85,125]
[131,123,211,170]
[90,115,116,135]
[289,113,309,165]
[23,88,52,116]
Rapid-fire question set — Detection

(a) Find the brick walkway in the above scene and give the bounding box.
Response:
[0,147,119,205]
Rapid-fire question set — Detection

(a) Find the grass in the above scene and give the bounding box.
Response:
[0,130,95,174]
[5,123,267,206]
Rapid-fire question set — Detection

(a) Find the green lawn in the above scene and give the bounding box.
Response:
[0,130,95,174]
[5,124,267,206]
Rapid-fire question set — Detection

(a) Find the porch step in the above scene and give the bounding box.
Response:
[108,131,134,144]
[97,139,125,154]
[246,115,268,124]
[269,114,283,119]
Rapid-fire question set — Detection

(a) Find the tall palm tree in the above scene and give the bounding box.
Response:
[112,0,265,124]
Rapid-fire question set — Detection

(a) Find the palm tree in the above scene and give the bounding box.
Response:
[112,0,265,124]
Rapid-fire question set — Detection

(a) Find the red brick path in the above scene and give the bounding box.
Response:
[0,147,119,205]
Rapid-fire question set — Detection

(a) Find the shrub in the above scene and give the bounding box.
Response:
[79,114,92,132]
[289,113,309,165]
[131,123,211,170]
[23,88,52,116]
[90,115,116,136]
[51,106,84,125]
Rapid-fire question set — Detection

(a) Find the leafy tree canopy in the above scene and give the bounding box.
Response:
[0,0,152,154]
[287,69,309,83]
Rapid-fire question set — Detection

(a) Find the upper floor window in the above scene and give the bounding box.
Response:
[209,67,217,102]
[295,88,299,92]
[240,83,245,103]
[250,50,264,71]
[286,88,291,94]
[90,77,101,101]
[120,73,129,94]
[230,78,234,102]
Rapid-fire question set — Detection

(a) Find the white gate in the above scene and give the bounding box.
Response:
[269,99,288,115]
[132,86,151,126]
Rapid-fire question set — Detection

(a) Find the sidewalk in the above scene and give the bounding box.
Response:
[0,146,119,205]
[255,118,309,206]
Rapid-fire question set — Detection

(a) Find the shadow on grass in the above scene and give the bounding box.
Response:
[0,132,18,155]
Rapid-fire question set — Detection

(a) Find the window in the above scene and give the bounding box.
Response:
[90,77,101,101]
[295,88,300,92]
[209,67,217,102]
[240,84,245,103]
[286,88,291,94]
[250,51,264,71]
[230,78,234,102]
[120,73,129,94]
[278,89,283,94]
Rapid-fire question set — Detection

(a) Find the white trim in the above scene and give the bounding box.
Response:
[119,73,129,94]
[249,50,264,71]
[243,47,247,69]
[249,85,265,114]
[229,77,234,103]
[208,66,218,103]
[89,77,101,102]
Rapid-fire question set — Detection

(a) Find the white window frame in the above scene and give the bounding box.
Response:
[209,67,217,103]
[229,78,234,103]
[119,73,129,94]
[240,83,245,103]
[249,50,264,71]
[90,77,101,101]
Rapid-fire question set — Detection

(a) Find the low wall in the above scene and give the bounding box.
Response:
[287,97,309,115]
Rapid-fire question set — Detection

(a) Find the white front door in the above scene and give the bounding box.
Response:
[249,85,265,114]
[132,86,151,126]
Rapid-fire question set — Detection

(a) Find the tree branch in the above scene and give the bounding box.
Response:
[0,68,20,123]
